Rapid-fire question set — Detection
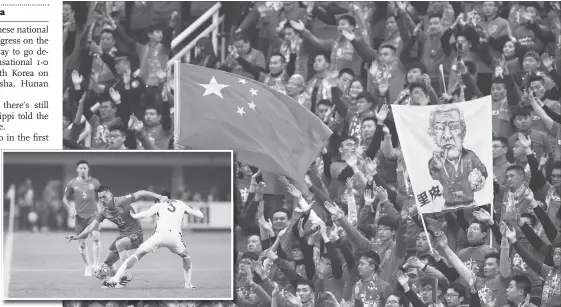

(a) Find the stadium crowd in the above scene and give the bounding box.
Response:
[62,1,561,307]
[62,301,235,307]
[231,2,561,307]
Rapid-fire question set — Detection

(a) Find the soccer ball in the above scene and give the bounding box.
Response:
[93,263,111,280]
[468,169,485,191]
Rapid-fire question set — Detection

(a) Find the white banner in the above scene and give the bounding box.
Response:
[392,97,494,213]
[69,201,232,230]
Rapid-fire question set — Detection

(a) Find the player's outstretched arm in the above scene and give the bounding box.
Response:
[66,220,100,241]
[130,204,160,220]
[186,206,205,219]
[132,190,168,202]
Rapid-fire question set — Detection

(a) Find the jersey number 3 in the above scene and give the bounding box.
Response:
[167,202,176,212]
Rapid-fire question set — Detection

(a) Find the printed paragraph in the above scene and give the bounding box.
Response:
[0,22,53,147]
[0,26,49,88]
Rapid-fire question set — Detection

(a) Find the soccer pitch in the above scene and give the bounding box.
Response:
[6,231,232,299]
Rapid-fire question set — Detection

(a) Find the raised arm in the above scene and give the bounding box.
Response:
[132,190,168,201]
[69,219,101,241]
[185,205,205,219]
[130,203,160,220]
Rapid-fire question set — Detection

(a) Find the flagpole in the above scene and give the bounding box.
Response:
[416,204,434,253]
[174,60,181,149]
[490,201,494,247]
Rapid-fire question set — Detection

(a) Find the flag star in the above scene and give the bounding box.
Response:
[236,107,246,116]
[248,101,256,111]
[249,88,258,96]
[238,78,247,85]
[198,77,229,99]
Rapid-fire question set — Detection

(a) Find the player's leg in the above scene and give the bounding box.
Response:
[114,237,133,269]
[170,234,195,289]
[175,248,195,289]
[101,237,131,289]
[78,238,92,276]
[109,249,148,284]
[106,236,125,273]
[111,233,143,288]
[75,216,92,276]
[89,216,102,267]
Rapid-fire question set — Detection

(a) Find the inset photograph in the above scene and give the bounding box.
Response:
[3,151,233,300]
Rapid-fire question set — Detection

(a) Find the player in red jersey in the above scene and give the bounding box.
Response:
[66,185,168,288]
[63,160,102,276]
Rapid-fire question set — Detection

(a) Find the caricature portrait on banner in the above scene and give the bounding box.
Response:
[392,97,494,213]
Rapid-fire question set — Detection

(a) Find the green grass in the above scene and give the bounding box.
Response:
[6,231,232,299]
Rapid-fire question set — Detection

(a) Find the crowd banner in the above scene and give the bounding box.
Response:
[69,201,232,230]
[392,97,494,214]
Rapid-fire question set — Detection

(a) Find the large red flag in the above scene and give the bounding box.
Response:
[175,63,332,189]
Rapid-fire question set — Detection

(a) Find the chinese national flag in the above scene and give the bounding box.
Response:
[175,63,332,190]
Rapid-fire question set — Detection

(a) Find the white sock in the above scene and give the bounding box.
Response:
[183,257,192,285]
[184,269,192,285]
[92,241,101,266]
[79,246,90,267]
[114,259,129,281]
[118,250,131,275]
[114,255,138,281]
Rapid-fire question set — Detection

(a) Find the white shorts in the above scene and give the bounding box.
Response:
[137,230,186,254]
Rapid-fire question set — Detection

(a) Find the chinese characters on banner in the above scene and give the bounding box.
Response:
[392,97,494,214]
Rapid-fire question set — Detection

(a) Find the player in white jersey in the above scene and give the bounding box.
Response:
[105,191,204,289]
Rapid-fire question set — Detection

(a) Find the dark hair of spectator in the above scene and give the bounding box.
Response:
[492,136,508,147]
[241,251,259,261]
[148,23,166,34]
[491,76,505,85]
[295,280,315,291]
[338,14,356,28]
[361,116,377,126]
[470,220,488,233]
[234,32,249,43]
[527,74,546,85]
[269,52,286,63]
[447,282,466,299]
[378,215,397,231]
[408,82,428,95]
[379,44,397,54]
[76,160,89,166]
[484,251,501,264]
[107,123,127,135]
[314,52,331,64]
[360,250,381,267]
[317,99,332,108]
[407,62,428,75]
[506,164,526,177]
[146,104,162,115]
[356,91,375,103]
[338,68,354,78]
[428,12,442,21]
[272,207,291,219]
[512,275,532,296]
[515,105,533,118]
[339,135,358,146]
